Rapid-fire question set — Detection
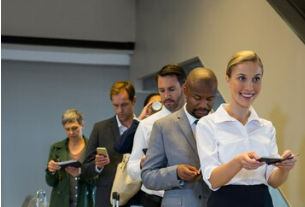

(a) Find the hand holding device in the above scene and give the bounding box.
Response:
[257,154,300,165]
[48,160,61,173]
[57,160,81,169]
[177,164,201,182]
[65,166,81,177]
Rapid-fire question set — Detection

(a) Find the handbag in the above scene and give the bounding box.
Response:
[110,153,141,206]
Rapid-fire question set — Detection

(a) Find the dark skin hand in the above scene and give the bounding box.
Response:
[177,164,201,182]
[140,155,146,169]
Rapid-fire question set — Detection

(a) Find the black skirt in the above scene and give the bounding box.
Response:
[208,184,274,207]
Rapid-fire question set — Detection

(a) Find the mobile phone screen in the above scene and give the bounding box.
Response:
[257,157,282,165]
[96,147,108,157]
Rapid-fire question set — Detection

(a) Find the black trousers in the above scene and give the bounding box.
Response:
[122,189,145,207]
[141,191,162,207]
[208,184,274,207]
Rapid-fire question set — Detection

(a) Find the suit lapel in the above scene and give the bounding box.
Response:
[110,116,120,141]
[176,109,198,154]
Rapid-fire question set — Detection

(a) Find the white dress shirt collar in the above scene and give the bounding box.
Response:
[183,104,198,126]
[215,104,261,125]
[116,114,137,135]
[160,104,172,116]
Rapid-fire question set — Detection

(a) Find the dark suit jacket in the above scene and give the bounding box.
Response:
[83,116,122,207]
[142,108,211,207]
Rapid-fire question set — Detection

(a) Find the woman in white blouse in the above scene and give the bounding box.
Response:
[196,50,297,207]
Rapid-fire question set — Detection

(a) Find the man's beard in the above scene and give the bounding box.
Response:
[192,108,210,119]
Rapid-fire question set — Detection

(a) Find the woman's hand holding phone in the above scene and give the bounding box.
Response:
[274,151,298,171]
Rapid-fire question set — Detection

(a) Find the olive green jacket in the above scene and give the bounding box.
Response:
[46,137,97,207]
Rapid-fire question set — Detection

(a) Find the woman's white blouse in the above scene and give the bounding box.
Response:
[196,104,279,191]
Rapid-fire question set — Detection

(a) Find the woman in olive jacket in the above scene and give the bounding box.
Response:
[46,109,97,207]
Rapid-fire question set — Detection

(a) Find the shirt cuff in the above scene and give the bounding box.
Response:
[95,165,103,174]
[178,179,185,187]
[203,165,220,191]
[127,160,142,180]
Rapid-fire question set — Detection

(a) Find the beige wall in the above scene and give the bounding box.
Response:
[131,0,305,206]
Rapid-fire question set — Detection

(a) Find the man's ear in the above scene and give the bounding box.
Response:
[133,96,137,105]
[81,122,85,130]
[183,83,187,97]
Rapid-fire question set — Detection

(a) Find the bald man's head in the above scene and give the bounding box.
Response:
[186,68,217,90]
[184,67,218,118]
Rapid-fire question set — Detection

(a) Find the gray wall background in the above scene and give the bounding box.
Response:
[1,60,146,207]
[2,0,135,42]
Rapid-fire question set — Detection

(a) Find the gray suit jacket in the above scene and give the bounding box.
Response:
[83,116,122,207]
[141,108,211,207]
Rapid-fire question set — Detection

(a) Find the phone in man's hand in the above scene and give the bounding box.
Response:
[96,147,108,157]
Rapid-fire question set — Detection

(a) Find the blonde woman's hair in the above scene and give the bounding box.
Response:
[226,50,263,77]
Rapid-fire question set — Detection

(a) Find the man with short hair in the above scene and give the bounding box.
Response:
[127,64,186,207]
[141,68,218,207]
[82,81,137,207]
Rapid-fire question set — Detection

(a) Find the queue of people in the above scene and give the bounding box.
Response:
[45,50,297,207]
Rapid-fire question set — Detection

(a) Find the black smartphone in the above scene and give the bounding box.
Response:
[257,154,299,165]
[142,148,148,155]
[256,157,282,165]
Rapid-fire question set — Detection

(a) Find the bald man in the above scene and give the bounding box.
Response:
[141,68,218,207]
